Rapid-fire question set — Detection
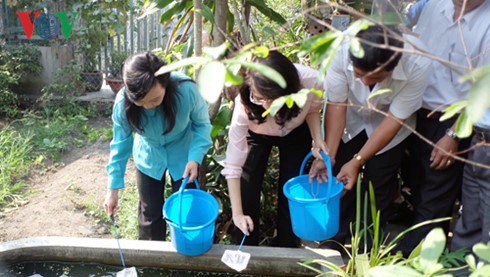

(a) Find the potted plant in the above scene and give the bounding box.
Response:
[72,0,129,93]
[77,37,104,92]
[106,50,128,94]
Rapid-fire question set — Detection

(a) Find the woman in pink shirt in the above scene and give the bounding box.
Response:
[221,51,326,247]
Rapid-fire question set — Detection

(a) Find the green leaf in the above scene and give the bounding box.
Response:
[138,0,178,19]
[310,88,324,99]
[299,31,340,57]
[290,89,310,108]
[252,46,269,58]
[262,26,275,35]
[467,75,490,123]
[154,56,210,76]
[355,253,370,276]
[345,18,373,35]
[212,105,232,127]
[226,9,235,33]
[262,89,314,118]
[245,0,287,25]
[285,97,295,108]
[159,1,188,23]
[199,4,215,23]
[197,61,226,103]
[317,36,345,81]
[139,0,167,19]
[459,65,490,83]
[210,105,232,139]
[368,265,423,277]
[455,111,473,138]
[473,241,490,262]
[224,68,244,86]
[369,12,403,25]
[470,265,490,277]
[466,254,477,271]
[264,97,286,117]
[203,42,230,60]
[440,101,468,121]
[439,247,468,268]
[368,88,392,100]
[419,228,446,274]
[228,60,286,88]
[350,37,364,58]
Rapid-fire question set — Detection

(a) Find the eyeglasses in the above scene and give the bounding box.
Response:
[249,92,270,106]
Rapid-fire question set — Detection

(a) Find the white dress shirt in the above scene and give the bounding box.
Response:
[326,34,432,154]
[414,0,490,129]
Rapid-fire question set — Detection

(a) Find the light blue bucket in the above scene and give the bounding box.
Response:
[163,177,218,256]
[283,151,343,241]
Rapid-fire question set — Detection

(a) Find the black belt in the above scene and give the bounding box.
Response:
[474,126,490,142]
[418,108,444,119]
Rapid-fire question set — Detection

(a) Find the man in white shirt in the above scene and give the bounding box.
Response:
[399,0,490,256]
[310,25,431,249]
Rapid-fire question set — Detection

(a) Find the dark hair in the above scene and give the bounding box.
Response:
[349,25,403,72]
[122,52,177,134]
[240,50,301,125]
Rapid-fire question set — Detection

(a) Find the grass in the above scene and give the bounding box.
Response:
[0,127,33,207]
[0,104,113,210]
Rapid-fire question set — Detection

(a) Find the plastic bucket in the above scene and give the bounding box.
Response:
[163,177,219,256]
[283,151,343,241]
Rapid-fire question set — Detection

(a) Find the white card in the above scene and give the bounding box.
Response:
[116,266,138,277]
[221,249,251,272]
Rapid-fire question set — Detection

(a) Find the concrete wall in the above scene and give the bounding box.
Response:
[38,44,75,83]
[0,236,343,276]
[17,44,75,98]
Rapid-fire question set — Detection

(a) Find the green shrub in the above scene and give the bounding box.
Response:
[0,127,33,206]
[0,45,42,117]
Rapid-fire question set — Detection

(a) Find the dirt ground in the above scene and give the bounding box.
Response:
[0,122,135,243]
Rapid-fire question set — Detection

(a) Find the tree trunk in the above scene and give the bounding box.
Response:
[212,0,227,47]
[207,0,228,121]
[194,0,203,58]
[0,2,5,45]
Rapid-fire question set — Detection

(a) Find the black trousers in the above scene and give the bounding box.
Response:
[398,109,471,256]
[233,122,312,247]
[324,130,406,248]
[136,170,197,240]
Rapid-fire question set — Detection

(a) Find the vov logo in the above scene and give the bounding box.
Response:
[16,11,77,40]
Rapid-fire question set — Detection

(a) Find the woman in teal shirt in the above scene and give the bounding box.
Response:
[103,52,212,240]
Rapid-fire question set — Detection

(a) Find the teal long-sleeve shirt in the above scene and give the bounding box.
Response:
[106,72,213,189]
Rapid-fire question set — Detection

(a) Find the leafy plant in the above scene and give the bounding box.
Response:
[72,0,130,72]
[301,177,455,277]
[107,51,128,79]
[0,45,42,117]
[368,231,490,277]
[140,0,287,39]
[41,61,85,99]
[0,127,33,206]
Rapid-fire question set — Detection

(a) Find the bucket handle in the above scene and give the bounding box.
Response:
[299,150,334,200]
[177,177,200,233]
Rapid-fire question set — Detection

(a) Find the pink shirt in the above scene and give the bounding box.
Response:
[221,64,323,179]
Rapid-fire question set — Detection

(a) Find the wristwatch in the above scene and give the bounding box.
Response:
[445,128,460,142]
[353,153,366,165]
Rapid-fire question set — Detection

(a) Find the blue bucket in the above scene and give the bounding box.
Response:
[283,151,343,241]
[163,177,219,256]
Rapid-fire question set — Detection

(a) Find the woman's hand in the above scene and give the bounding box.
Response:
[311,140,329,160]
[309,159,329,184]
[104,189,119,216]
[232,214,254,236]
[183,161,199,180]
